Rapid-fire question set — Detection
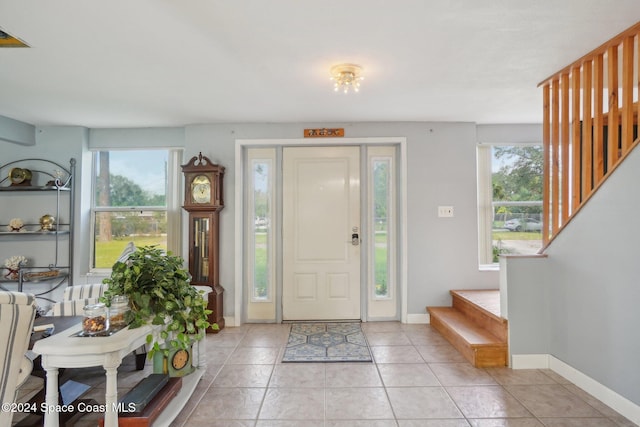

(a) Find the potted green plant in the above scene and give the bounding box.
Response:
[100,246,213,362]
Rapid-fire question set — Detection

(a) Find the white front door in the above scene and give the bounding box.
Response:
[282,146,361,320]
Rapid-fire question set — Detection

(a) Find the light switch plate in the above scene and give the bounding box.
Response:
[438,206,454,217]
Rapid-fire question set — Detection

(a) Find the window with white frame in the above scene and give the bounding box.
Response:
[91,150,177,270]
[478,144,543,266]
[367,145,397,319]
[371,156,393,299]
[245,148,277,321]
[248,156,275,302]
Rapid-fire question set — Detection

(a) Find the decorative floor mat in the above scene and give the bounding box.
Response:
[282,322,372,362]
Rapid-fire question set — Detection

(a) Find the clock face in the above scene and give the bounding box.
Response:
[191,175,211,204]
[171,349,190,370]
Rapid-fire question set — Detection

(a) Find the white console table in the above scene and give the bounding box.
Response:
[32,321,205,427]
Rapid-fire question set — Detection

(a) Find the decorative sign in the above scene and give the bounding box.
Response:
[304,128,344,138]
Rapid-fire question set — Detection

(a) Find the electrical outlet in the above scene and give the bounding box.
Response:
[438,206,454,217]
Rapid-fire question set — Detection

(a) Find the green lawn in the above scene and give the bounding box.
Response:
[95,236,167,269]
[492,231,542,241]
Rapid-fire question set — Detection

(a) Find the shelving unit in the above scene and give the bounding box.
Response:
[0,158,75,303]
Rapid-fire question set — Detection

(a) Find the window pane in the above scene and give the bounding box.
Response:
[95,151,168,207]
[252,160,272,300]
[491,145,543,259]
[93,211,167,268]
[92,149,170,270]
[373,159,390,298]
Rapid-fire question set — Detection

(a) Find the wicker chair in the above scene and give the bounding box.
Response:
[49,283,109,316]
[0,291,37,427]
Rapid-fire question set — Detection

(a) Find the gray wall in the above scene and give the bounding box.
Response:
[1,120,503,319]
[505,144,640,405]
[182,122,499,319]
[0,126,88,302]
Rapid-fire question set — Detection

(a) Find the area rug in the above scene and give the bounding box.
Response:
[282,322,372,362]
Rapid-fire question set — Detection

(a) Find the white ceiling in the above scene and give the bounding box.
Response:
[1,1,639,128]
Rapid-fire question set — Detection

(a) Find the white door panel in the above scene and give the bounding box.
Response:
[283,146,360,320]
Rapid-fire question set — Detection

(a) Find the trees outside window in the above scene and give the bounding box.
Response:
[92,150,169,269]
[479,144,543,265]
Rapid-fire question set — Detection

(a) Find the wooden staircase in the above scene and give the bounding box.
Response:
[427,290,507,368]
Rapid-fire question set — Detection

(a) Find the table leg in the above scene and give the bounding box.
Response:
[42,367,59,427]
[103,364,119,427]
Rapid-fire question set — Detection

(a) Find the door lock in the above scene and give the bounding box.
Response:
[351,233,359,246]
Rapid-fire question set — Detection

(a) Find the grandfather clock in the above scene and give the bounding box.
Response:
[182,152,225,332]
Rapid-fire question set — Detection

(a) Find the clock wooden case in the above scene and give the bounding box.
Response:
[181,153,225,332]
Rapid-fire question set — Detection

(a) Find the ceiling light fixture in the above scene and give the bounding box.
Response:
[330,64,364,94]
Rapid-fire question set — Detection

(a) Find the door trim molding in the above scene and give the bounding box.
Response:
[234,137,408,326]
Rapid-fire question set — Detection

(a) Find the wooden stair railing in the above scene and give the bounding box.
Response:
[539,21,640,247]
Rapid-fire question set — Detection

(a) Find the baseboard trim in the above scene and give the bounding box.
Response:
[511,354,640,425]
[223,316,235,327]
[407,313,429,324]
[511,354,550,369]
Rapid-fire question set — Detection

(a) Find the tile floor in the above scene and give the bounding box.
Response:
[22,322,639,426]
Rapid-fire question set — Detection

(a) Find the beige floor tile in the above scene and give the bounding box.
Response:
[239,332,289,347]
[365,331,412,346]
[538,418,620,426]
[269,363,325,387]
[202,345,236,364]
[467,419,544,426]
[227,346,280,364]
[204,362,224,377]
[560,383,634,422]
[169,373,213,424]
[205,421,256,427]
[258,387,325,420]
[205,328,246,350]
[484,368,558,385]
[212,364,274,387]
[416,344,468,362]
[371,345,425,363]
[538,369,572,384]
[188,387,266,421]
[405,329,451,346]
[328,421,399,427]
[247,323,290,334]
[446,385,533,418]
[35,321,637,427]
[207,331,246,347]
[326,363,382,387]
[399,420,471,427]
[429,362,498,386]
[504,384,602,418]
[257,421,324,427]
[377,363,440,387]
[326,387,395,420]
[361,321,405,333]
[386,386,464,419]
[216,324,251,334]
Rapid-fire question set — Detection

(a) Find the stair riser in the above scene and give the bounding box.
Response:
[474,346,508,368]
[452,294,507,342]
[430,312,507,368]
[430,314,476,365]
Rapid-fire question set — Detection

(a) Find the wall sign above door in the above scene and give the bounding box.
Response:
[304,128,344,138]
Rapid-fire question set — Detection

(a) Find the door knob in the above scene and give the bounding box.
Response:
[351,233,360,246]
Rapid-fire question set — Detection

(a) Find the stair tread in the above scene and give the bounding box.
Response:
[451,289,504,322]
[427,307,505,346]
